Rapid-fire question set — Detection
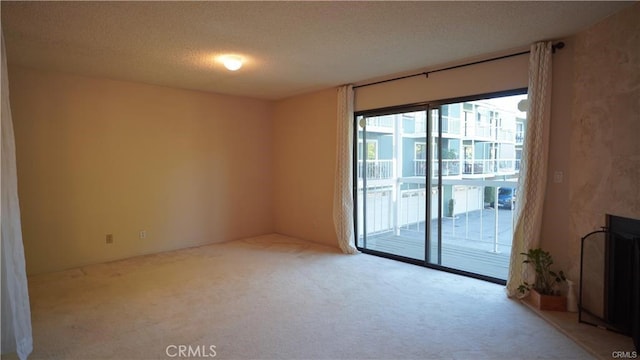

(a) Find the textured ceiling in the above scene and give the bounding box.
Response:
[1,1,633,100]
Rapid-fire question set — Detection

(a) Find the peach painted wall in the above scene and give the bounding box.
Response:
[272,88,339,248]
[9,66,274,274]
[538,37,574,277]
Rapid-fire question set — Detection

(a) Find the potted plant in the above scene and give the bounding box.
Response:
[484,186,496,208]
[517,248,567,311]
[447,198,455,218]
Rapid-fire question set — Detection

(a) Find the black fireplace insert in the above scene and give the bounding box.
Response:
[579,214,639,351]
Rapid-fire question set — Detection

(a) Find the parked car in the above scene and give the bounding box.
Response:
[497,187,516,209]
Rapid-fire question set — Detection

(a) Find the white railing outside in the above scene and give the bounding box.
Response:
[463,159,495,175]
[497,159,516,173]
[398,187,428,231]
[358,178,518,254]
[433,159,461,177]
[357,186,428,235]
[414,159,462,177]
[414,159,427,176]
[415,159,516,176]
[414,118,427,133]
[358,160,394,180]
[497,127,515,142]
[357,187,393,235]
[433,116,462,136]
[466,123,492,139]
[368,117,394,129]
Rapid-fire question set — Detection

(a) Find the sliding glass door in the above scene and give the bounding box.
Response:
[356,109,428,261]
[355,91,527,283]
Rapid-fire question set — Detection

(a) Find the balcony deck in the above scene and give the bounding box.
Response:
[364,233,510,280]
[360,208,514,280]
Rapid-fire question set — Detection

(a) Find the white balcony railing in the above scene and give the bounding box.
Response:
[356,185,428,235]
[414,158,516,177]
[414,159,462,177]
[357,178,518,258]
[367,117,394,129]
[414,159,427,176]
[464,159,494,175]
[358,160,394,180]
[464,123,492,139]
[463,159,516,175]
[433,160,461,177]
[497,127,515,142]
[497,159,516,173]
[414,119,427,133]
[432,116,462,136]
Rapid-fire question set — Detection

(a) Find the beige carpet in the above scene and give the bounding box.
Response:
[17,234,596,359]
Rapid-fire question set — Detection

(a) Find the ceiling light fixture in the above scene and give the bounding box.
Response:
[222,55,243,71]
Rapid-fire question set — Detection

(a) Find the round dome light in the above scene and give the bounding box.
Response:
[222,56,243,71]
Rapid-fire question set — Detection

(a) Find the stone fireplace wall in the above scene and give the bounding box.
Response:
[567,3,640,281]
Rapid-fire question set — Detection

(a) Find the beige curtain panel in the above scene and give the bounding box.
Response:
[333,84,359,254]
[506,41,553,297]
[1,29,33,360]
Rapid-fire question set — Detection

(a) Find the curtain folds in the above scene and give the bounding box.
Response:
[506,41,553,297]
[1,30,33,359]
[333,85,359,254]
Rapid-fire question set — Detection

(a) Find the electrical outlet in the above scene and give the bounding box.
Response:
[139,230,146,239]
[106,234,114,244]
[553,171,564,183]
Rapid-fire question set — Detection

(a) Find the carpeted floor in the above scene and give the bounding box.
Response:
[20,234,594,359]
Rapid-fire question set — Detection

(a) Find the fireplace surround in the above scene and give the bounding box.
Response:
[579,214,639,351]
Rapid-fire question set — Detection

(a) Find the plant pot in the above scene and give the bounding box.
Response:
[528,289,567,311]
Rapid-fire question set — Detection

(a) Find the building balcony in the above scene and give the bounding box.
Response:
[463,159,516,176]
[431,116,462,137]
[358,159,394,180]
[463,124,492,140]
[366,117,394,133]
[497,128,515,142]
[413,159,516,178]
[414,159,461,177]
[515,134,524,145]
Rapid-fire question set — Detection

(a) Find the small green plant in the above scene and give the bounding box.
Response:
[442,149,458,160]
[484,186,496,207]
[447,198,455,217]
[517,248,566,296]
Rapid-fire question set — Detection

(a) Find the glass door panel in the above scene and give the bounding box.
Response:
[432,95,526,280]
[356,111,427,261]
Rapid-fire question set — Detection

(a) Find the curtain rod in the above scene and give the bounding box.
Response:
[353,42,565,90]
